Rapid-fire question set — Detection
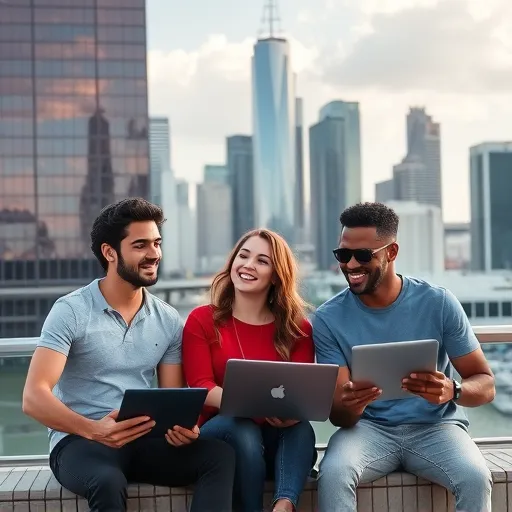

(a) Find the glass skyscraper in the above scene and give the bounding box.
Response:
[0,0,150,336]
[470,143,512,272]
[252,36,295,243]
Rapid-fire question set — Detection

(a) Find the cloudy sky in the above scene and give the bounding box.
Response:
[146,0,512,223]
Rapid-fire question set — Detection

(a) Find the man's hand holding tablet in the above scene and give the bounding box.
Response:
[402,371,455,405]
[338,380,382,416]
[165,425,200,447]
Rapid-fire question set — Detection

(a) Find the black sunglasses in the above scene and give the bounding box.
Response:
[332,243,394,264]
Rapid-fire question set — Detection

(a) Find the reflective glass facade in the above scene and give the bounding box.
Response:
[470,144,512,272]
[0,0,149,337]
[309,117,346,271]
[252,38,295,243]
[0,0,149,288]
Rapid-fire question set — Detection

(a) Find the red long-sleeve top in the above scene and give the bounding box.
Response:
[182,304,315,426]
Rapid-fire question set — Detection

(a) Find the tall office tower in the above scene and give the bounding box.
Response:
[204,164,229,185]
[309,101,362,270]
[0,0,150,337]
[252,0,296,243]
[319,101,362,207]
[375,179,395,203]
[393,154,430,203]
[295,97,306,241]
[386,201,444,276]
[196,179,233,274]
[405,107,442,209]
[176,180,197,276]
[470,143,512,272]
[149,118,179,276]
[227,135,254,242]
[149,117,171,207]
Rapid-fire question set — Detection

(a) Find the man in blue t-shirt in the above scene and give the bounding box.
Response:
[313,202,495,512]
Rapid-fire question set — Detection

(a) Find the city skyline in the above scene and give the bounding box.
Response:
[146,0,512,223]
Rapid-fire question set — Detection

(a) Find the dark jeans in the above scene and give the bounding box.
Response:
[201,416,317,512]
[49,434,235,512]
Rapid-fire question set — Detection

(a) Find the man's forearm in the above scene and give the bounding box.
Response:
[23,386,94,439]
[329,404,363,429]
[456,374,495,407]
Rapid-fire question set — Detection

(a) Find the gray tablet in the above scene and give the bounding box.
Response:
[351,339,439,401]
[219,359,339,421]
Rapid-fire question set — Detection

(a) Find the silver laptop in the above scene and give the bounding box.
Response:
[219,359,339,422]
[351,339,439,401]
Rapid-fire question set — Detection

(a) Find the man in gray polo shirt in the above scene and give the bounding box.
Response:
[23,198,235,512]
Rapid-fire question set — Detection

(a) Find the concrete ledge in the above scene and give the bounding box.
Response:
[1,449,511,511]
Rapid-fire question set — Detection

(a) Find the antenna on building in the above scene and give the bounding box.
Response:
[259,0,282,39]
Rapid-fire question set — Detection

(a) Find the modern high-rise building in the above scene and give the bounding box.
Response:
[375,179,395,203]
[252,2,296,243]
[470,143,512,272]
[386,201,444,276]
[149,117,179,276]
[227,135,254,242]
[0,0,150,337]
[405,107,442,210]
[196,181,233,275]
[149,117,171,207]
[204,164,230,185]
[176,180,197,276]
[392,154,430,203]
[295,97,305,239]
[319,101,362,207]
[309,101,362,270]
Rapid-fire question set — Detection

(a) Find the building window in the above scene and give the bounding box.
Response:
[502,302,512,317]
[488,302,499,317]
[475,302,485,318]
[461,302,472,318]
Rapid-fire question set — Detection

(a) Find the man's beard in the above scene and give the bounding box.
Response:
[116,253,159,288]
[344,267,384,296]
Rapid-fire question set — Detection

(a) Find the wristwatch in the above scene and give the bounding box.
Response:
[452,379,462,401]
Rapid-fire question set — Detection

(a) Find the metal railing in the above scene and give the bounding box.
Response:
[1,325,511,466]
[1,325,512,358]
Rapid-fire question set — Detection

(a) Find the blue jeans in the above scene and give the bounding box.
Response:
[201,415,316,512]
[318,420,492,512]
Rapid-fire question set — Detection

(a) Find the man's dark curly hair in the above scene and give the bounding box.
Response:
[339,202,399,240]
[90,197,165,272]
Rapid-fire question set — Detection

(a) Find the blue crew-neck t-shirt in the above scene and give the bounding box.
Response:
[312,276,480,430]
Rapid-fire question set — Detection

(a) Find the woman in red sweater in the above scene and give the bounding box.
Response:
[182,229,316,512]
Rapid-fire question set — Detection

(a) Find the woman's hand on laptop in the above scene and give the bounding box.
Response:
[340,381,382,416]
[265,417,299,428]
[165,425,200,447]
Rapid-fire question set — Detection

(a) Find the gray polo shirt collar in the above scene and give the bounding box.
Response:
[90,278,152,320]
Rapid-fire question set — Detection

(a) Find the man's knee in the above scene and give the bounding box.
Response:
[318,446,358,487]
[457,460,492,495]
[88,470,128,508]
[197,438,236,475]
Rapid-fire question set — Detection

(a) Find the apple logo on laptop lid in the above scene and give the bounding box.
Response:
[271,385,285,399]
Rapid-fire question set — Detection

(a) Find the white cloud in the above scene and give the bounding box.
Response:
[322,0,512,93]
[147,0,512,222]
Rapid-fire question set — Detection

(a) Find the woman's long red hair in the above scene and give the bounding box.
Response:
[210,229,310,360]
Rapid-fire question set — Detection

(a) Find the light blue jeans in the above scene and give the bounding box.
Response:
[201,416,316,512]
[318,420,492,512]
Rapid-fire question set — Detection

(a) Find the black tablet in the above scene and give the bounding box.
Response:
[117,388,208,438]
